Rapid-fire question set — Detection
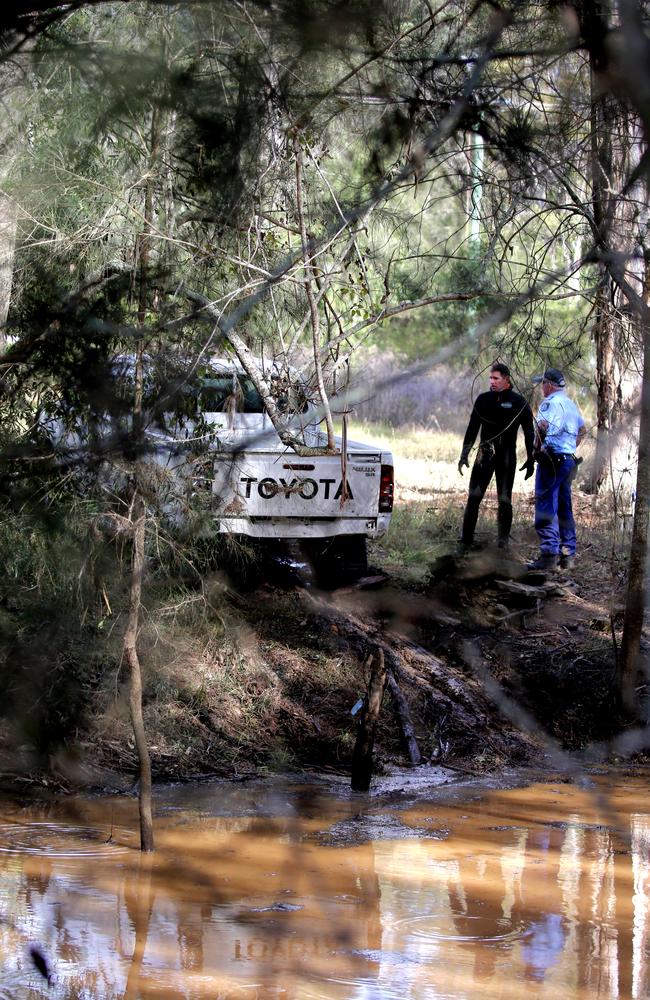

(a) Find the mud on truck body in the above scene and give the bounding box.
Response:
[192,361,394,581]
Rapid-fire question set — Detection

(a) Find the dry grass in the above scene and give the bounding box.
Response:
[86,597,368,778]
[351,421,462,462]
[366,421,634,583]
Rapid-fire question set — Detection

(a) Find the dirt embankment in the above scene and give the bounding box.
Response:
[1,477,639,792]
[76,531,632,790]
[227,540,628,774]
[215,477,639,779]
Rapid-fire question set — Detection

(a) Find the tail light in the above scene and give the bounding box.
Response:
[379,463,394,512]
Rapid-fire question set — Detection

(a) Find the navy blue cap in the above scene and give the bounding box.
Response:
[532,367,565,388]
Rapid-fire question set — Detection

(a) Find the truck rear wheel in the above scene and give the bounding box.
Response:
[301,535,368,588]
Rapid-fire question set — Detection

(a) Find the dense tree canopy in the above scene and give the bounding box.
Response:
[1,2,646,383]
[1,1,647,535]
[0,0,648,796]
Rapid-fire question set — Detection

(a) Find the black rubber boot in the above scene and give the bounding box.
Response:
[527,553,558,571]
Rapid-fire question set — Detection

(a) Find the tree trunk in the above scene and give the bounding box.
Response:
[618,260,650,717]
[123,498,154,852]
[0,194,17,348]
[589,60,626,491]
[591,278,622,491]
[137,106,160,326]
[293,131,336,450]
[351,650,388,792]
[578,0,644,493]
[122,105,161,853]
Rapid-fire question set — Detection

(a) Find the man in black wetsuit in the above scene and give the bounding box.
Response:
[458,363,535,550]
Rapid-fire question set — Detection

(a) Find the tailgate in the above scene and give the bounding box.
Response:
[213,451,381,517]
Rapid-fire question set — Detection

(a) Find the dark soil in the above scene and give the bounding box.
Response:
[2,488,645,792]
[420,547,628,750]
[220,534,637,780]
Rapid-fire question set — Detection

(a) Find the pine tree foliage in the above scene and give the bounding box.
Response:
[0,0,648,741]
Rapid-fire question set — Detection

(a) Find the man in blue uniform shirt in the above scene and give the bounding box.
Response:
[528,367,586,571]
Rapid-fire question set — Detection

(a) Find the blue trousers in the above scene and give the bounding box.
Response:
[534,455,577,555]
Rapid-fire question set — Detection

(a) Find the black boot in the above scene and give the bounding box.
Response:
[527,553,558,571]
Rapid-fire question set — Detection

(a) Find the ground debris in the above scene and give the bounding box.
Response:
[496,580,547,598]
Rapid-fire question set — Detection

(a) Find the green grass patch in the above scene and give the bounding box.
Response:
[370,498,460,582]
[349,421,463,462]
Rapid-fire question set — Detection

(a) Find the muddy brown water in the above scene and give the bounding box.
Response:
[0,768,648,999]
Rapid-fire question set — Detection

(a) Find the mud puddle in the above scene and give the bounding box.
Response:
[0,767,648,998]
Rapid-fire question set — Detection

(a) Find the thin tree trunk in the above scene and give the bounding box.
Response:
[591,279,620,491]
[123,500,154,851]
[138,106,160,326]
[122,106,161,853]
[0,194,17,348]
[293,130,336,450]
[589,57,625,492]
[618,258,650,717]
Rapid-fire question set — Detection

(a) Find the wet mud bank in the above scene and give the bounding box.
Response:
[164,544,634,791]
[1,540,642,796]
[310,548,641,760]
[420,547,632,749]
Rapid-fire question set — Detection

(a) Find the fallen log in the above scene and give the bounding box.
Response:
[307,595,426,766]
[386,668,422,766]
[298,588,539,766]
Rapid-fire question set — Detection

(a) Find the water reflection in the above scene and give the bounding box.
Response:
[0,772,647,998]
